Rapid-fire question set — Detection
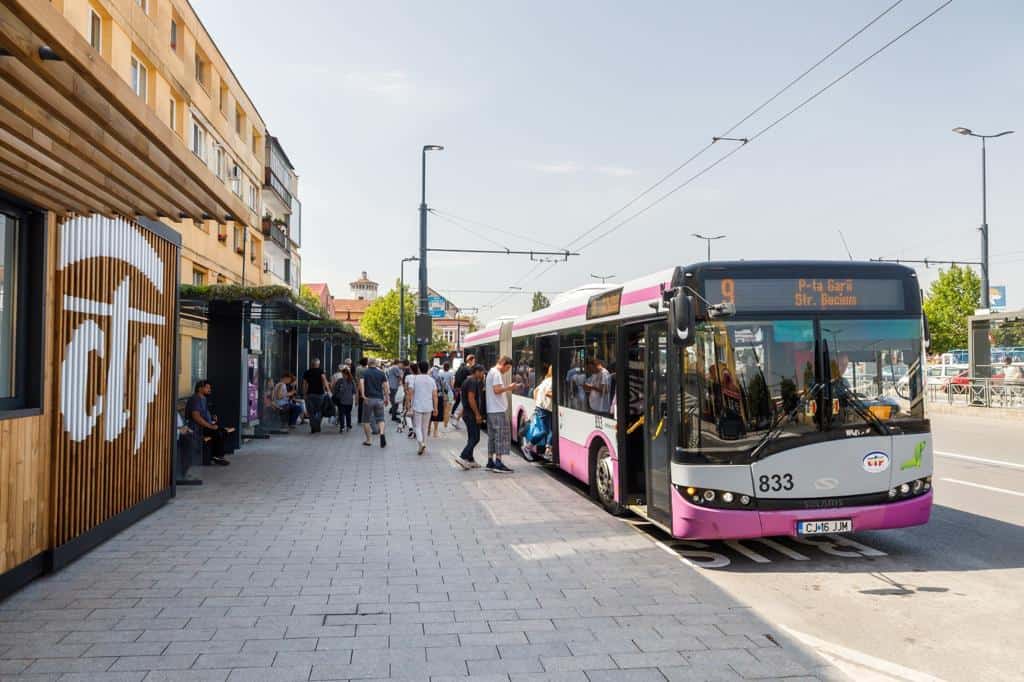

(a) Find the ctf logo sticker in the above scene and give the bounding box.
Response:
[862,451,890,473]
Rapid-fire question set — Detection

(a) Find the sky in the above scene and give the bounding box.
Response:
[191,0,1024,318]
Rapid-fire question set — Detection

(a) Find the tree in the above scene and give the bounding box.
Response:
[360,281,452,359]
[922,265,981,354]
[532,291,550,311]
[360,281,415,359]
[298,284,328,318]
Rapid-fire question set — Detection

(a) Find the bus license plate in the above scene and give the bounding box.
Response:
[797,519,852,535]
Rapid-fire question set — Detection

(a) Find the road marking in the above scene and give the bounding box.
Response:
[781,626,947,682]
[935,450,1024,470]
[940,478,1024,497]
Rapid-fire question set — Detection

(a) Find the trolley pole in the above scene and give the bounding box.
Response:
[399,256,418,360]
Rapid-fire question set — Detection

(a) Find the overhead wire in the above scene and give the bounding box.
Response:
[429,208,566,251]
[573,0,954,252]
[563,0,907,250]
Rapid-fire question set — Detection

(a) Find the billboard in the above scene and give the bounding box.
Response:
[991,285,1006,311]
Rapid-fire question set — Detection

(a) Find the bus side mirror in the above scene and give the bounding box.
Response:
[922,312,932,352]
[668,293,696,346]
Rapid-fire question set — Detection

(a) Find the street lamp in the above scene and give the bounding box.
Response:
[952,127,1014,309]
[692,233,725,262]
[399,256,418,360]
[418,144,445,362]
[591,273,616,284]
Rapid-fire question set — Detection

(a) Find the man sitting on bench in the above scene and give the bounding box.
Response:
[187,379,229,466]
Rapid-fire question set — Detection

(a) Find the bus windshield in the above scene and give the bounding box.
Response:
[682,317,924,461]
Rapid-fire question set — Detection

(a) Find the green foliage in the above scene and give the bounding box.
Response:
[923,265,981,354]
[360,281,416,359]
[991,321,1024,347]
[532,291,551,311]
[179,283,336,323]
[298,284,329,317]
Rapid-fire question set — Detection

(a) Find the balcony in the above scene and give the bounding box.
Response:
[264,167,292,208]
[261,216,289,249]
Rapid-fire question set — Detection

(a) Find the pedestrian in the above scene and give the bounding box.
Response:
[484,355,521,473]
[186,380,228,465]
[438,362,455,429]
[451,353,475,427]
[456,364,486,469]
[387,359,405,423]
[584,356,612,414]
[272,372,303,427]
[1003,355,1023,384]
[429,364,446,438]
[302,358,331,433]
[355,357,368,424]
[410,360,438,455]
[528,364,554,459]
[405,361,419,438]
[333,367,356,432]
[359,357,389,448]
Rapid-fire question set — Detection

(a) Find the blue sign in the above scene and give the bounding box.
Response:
[428,294,446,318]
[430,308,445,319]
[991,285,1006,310]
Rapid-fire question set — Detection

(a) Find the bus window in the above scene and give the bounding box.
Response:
[584,324,617,417]
[512,335,535,397]
[559,328,586,411]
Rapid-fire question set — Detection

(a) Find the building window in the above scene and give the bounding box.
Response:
[136,0,148,13]
[192,268,205,286]
[230,164,241,196]
[235,105,245,137]
[89,10,102,51]
[194,50,209,89]
[168,98,176,132]
[219,82,228,115]
[0,203,43,411]
[247,181,258,211]
[130,56,148,102]
[215,146,225,180]
[191,122,206,161]
[170,19,178,51]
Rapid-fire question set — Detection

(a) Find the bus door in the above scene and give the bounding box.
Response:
[536,334,559,465]
[644,321,673,526]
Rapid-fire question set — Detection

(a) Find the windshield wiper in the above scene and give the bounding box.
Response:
[749,383,822,461]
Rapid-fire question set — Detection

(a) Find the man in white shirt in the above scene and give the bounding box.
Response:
[485,355,521,473]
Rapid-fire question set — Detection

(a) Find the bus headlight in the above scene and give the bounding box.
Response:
[721,492,734,503]
[740,495,750,505]
[676,486,753,509]
[912,479,923,493]
[899,483,910,495]
[702,490,716,502]
[888,488,898,498]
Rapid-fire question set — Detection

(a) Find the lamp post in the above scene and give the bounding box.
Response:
[418,144,445,363]
[692,233,725,262]
[952,127,1014,310]
[399,256,418,360]
[590,273,616,284]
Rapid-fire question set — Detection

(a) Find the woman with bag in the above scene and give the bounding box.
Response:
[526,365,554,459]
[333,367,356,432]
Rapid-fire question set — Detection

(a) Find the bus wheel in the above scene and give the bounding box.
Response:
[592,445,623,515]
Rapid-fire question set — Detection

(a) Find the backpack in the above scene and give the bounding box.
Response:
[454,365,470,389]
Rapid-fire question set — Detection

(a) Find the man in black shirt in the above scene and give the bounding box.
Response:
[302,358,331,433]
[456,364,486,469]
[451,354,475,425]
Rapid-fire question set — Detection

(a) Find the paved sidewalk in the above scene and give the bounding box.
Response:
[0,422,841,681]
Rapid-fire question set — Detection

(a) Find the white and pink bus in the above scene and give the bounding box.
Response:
[464,261,933,540]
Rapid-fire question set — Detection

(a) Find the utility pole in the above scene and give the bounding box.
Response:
[590,273,616,284]
[952,127,1014,309]
[399,256,418,360]
[418,145,444,363]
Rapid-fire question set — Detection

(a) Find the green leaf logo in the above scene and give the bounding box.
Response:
[901,440,926,471]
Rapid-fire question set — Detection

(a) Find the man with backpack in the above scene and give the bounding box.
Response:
[302,358,332,433]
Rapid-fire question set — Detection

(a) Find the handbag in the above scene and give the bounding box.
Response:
[525,410,546,445]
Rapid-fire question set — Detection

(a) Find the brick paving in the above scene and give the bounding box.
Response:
[0,422,842,681]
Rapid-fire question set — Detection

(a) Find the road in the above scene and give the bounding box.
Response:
[650,412,1024,681]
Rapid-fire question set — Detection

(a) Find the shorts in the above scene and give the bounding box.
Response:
[486,412,511,456]
[361,397,386,424]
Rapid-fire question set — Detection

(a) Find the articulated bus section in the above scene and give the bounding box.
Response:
[463,261,934,541]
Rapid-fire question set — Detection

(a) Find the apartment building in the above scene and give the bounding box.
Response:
[262,136,301,292]
[0,1,312,597]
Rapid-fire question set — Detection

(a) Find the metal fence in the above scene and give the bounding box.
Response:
[927,379,1024,408]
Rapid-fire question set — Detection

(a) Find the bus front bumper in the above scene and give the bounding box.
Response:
[670,486,933,540]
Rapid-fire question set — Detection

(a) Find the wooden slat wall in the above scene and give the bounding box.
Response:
[51,215,177,548]
[0,214,55,577]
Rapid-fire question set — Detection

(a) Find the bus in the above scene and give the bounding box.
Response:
[464,261,933,540]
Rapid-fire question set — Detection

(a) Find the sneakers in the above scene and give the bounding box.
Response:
[417,444,426,456]
[521,446,536,462]
[485,459,496,472]
[490,460,513,474]
[211,456,229,466]
[380,433,387,448]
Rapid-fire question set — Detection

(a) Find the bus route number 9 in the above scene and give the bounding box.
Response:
[721,278,735,305]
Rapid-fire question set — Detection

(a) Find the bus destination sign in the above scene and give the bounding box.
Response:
[703,278,905,313]
[586,287,623,319]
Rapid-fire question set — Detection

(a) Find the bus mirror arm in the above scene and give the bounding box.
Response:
[666,288,696,346]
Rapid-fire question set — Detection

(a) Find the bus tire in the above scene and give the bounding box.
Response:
[591,444,623,515]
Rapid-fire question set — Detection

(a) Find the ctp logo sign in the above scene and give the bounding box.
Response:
[862,451,890,474]
[57,216,168,454]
